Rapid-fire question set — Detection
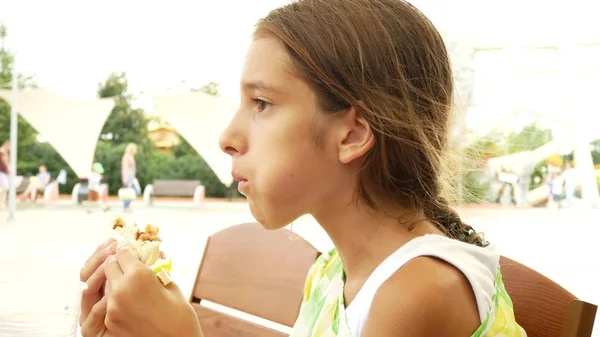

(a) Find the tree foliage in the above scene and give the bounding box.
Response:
[97,72,151,149]
[93,73,227,197]
[504,124,553,155]
[459,123,554,203]
[0,24,37,89]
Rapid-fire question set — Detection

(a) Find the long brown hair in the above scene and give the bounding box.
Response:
[256,0,484,245]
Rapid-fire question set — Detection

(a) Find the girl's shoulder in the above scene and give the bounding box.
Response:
[360,255,482,336]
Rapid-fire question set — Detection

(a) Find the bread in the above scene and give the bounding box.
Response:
[111,217,172,286]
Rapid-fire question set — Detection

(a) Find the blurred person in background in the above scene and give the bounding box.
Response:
[121,143,140,212]
[0,140,9,210]
[87,162,110,213]
[19,164,51,202]
[549,172,566,209]
[517,162,535,206]
[495,166,518,205]
[563,162,578,207]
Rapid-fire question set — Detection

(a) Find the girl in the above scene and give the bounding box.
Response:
[121,143,140,212]
[20,164,51,202]
[86,162,110,213]
[79,1,526,336]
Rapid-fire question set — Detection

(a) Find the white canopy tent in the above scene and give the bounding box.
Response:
[0,89,114,178]
[0,87,239,188]
[152,92,238,187]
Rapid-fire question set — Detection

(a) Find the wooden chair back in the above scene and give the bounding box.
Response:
[500,256,597,337]
[190,223,320,337]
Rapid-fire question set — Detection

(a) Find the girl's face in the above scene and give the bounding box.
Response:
[219,37,353,229]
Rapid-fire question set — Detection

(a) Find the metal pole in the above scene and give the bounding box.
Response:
[8,55,17,221]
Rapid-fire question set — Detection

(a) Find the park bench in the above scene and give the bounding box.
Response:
[16,177,29,195]
[44,169,67,203]
[16,169,67,204]
[190,223,597,337]
[143,179,205,206]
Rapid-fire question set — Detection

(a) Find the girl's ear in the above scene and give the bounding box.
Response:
[335,106,375,164]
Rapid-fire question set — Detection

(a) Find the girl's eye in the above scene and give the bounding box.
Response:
[253,98,272,113]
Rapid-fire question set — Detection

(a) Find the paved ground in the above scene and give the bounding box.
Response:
[1,200,599,335]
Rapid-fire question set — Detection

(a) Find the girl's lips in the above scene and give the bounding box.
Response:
[231,172,248,194]
[231,172,247,182]
[237,180,249,194]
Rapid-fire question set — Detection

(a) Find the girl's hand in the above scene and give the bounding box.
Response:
[79,238,116,326]
[82,246,203,337]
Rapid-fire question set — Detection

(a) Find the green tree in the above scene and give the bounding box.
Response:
[0,24,36,89]
[504,123,553,155]
[458,123,555,203]
[0,26,38,162]
[94,75,230,197]
[171,136,197,158]
[97,71,128,99]
[591,139,600,165]
[457,134,503,204]
[97,72,150,149]
[0,98,38,164]
[95,72,151,192]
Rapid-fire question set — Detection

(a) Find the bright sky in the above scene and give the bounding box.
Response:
[0,0,291,100]
[1,0,599,138]
[0,0,476,101]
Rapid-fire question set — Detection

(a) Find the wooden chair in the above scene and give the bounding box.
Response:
[500,256,597,337]
[190,223,320,337]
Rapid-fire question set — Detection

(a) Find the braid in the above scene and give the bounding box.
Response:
[424,198,488,247]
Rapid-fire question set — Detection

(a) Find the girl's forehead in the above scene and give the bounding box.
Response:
[242,39,292,83]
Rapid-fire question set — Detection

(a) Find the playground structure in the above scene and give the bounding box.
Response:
[487,138,599,207]
[462,28,600,208]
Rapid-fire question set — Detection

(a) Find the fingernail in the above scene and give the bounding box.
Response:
[101,238,115,248]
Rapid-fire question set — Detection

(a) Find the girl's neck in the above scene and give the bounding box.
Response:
[312,190,442,300]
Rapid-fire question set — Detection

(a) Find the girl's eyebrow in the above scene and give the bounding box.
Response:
[242,80,283,94]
